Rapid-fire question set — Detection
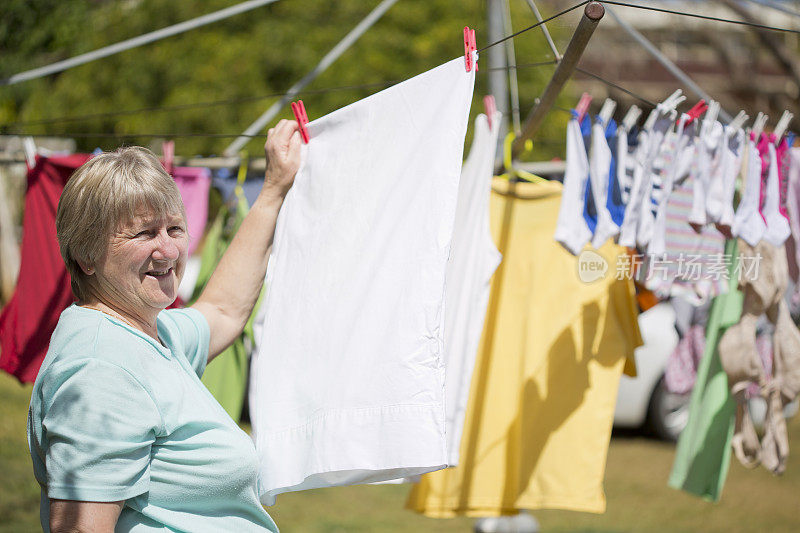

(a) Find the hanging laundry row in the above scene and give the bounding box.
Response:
[557,91,797,253]
[556,90,798,302]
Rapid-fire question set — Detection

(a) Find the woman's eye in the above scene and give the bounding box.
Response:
[169,226,184,234]
[135,228,160,238]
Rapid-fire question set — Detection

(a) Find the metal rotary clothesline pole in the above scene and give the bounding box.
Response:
[511,1,605,158]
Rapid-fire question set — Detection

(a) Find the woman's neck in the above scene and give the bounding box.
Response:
[80,299,160,341]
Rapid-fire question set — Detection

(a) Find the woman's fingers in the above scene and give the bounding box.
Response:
[264,120,300,156]
[263,120,303,195]
[270,119,299,147]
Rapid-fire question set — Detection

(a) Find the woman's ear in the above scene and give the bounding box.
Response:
[76,259,95,276]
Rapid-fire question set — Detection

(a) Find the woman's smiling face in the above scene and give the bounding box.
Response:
[89,206,188,319]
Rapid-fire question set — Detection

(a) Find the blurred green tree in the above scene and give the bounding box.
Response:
[1,0,572,161]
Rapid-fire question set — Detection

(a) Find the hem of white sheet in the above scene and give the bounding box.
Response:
[256,402,447,505]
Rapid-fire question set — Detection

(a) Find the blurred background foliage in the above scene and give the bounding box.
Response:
[0,0,573,160]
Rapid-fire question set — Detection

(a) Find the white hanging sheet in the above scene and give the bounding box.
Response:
[250,56,475,504]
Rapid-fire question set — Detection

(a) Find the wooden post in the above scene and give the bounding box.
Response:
[511,1,605,158]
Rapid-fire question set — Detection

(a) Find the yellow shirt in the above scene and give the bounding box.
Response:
[406,178,641,516]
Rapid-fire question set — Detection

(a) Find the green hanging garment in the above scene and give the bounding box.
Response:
[668,239,743,501]
[191,189,262,422]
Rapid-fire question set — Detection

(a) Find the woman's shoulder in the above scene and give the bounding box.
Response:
[33,307,164,417]
[40,305,154,382]
[49,304,103,345]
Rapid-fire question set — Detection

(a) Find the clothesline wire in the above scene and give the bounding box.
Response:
[3,81,402,129]
[575,67,657,108]
[8,0,799,136]
[5,129,569,146]
[603,0,800,34]
[2,62,559,131]
[0,66,681,140]
[477,0,800,55]
[1,0,577,130]
[10,0,798,129]
[10,132,264,139]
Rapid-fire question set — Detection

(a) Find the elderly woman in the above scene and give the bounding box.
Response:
[27,120,301,532]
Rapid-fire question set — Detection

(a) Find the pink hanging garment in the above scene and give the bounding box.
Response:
[172,166,211,256]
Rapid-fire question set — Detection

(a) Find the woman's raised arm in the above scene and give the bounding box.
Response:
[192,119,301,360]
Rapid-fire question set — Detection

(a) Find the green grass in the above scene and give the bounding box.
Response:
[3,370,799,532]
[0,373,42,533]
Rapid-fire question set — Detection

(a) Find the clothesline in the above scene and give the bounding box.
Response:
[574,67,657,108]
[8,0,798,133]
[0,67,663,141]
[2,59,667,142]
[481,0,800,56]
[12,0,798,132]
[604,0,800,34]
[6,0,799,143]
[7,132,266,139]
[1,62,559,131]
[2,81,401,129]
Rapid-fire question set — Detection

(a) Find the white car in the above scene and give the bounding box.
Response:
[614,302,688,441]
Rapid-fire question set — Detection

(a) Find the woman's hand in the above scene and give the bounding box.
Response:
[262,119,302,199]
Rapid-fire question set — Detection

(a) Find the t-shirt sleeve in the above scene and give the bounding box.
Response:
[160,307,210,377]
[41,359,164,502]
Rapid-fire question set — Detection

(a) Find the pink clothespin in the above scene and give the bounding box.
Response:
[575,92,592,123]
[162,140,174,176]
[682,99,708,126]
[464,27,477,72]
[291,100,310,144]
[471,29,478,72]
[483,95,497,130]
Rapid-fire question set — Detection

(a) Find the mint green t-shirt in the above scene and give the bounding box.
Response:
[28,305,278,532]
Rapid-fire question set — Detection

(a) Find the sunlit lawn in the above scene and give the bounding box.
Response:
[2,371,798,532]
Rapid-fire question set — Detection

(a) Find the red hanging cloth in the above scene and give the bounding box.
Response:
[0,154,89,383]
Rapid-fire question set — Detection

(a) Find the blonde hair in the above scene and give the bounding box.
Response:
[56,146,186,302]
